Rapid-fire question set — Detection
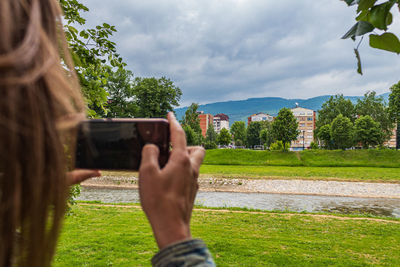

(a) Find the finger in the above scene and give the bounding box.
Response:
[187,146,205,177]
[139,144,161,176]
[168,112,186,152]
[67,169,101,185]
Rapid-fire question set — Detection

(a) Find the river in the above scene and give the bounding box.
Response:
[78,186,400,218]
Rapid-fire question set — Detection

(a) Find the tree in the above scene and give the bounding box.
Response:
[355,91,393,141]
[217,128,232,146]
[246,121,263,148]
[317,124,332,149]
[230,121,246,145]
[317,94,356,129]
[389,81,400,149]
[133,77,182,118]
[182,125,197,146]
[104,69,138,118]
[181,103,202,135]
[341,0,400,75]
[61,0,128,117]
[205,124,217,143]
[272,108,299,150]
[330,114,354,150]
[354,115,383,148]
[259,122,274,148]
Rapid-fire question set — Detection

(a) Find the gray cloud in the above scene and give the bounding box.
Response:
[81,0,400,106]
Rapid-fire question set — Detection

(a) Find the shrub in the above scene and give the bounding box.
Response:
[310,142,319,150]
[269,141,290,152]
[204,141,218,150]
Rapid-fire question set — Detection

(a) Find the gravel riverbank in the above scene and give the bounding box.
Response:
[81,175,400,199]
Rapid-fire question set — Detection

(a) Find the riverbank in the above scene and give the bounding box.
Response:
[54,203,400,266]
[81,175,400,199]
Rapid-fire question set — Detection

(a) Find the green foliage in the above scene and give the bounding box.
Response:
[272,108,299,149]
[270,141,289,152]
[354,115,383,148]
[103,69,138,118]
[389,80,400,123]
[60,0,127,117]
[317,124,332,149]
[182,125,198,146]
[355,91,393,141]
[205,124,217,143]
[341,0,400,74]
[217,128,232,146]
[133,77,182,118]
[67,185,81,215]
[230,121,246,145]
[246,121,263,148]
[330,114,354,150]
[310,142,319,150]
[259,123,274,148]
[204,141,218,150]
[181,103,202,135]
[317,94,355,129]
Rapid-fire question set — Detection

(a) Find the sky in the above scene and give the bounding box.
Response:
[80,0,400,107]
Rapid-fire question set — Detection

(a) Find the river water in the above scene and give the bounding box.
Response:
[78,186,400,218]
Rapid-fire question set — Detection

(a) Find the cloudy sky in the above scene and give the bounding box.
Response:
[80,0,400,107]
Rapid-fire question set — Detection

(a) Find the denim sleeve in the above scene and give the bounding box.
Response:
[151,239,215,267]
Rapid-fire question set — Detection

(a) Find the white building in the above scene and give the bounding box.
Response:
[213,113,229,133]
[247,113,274,125]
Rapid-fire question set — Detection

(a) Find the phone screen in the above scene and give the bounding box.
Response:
[75,119,169,170]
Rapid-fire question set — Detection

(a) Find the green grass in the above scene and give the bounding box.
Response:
[200,165,400,182]
[204,149,400,168]
[55,204,400,266]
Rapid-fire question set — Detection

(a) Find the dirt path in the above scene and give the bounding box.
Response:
[79,203,400,224]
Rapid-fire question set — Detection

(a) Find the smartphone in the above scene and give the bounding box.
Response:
[75,118,170,170]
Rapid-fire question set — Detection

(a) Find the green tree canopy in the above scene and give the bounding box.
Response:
[182,125,197,146]
[272,108,299,149]
[330,114,354,150]
[217,128,232,146]
[355,91,393,141]
[181,103,202,135]
[133,77,182,118]
[317,124,332,149]
[230,121,246,145]
[259,122,274,148]
[246,121,263,148]
[205,124,218,143]
[354,115,383,148]
[389,81,400,149]
[317,94,356,129]
[104,69,137,118]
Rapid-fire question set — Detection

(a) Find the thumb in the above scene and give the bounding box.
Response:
[139,144,161,175]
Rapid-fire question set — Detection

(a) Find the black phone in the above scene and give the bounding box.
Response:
[75,118,170,170]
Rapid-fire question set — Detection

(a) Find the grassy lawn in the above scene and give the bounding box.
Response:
[200,165,400,182]
[55,204,400,266]
[204,149,400,168]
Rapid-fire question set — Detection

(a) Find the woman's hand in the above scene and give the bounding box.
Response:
[139,112,205,249]
[67,169,101,185]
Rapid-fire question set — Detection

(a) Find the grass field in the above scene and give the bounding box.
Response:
[200,165,400,182]
[203,149,400,168]
[54,204,400,266]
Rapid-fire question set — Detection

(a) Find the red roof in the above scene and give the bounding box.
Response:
[214,113,229,121]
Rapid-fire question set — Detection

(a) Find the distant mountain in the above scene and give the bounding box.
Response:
[175,93,390,125]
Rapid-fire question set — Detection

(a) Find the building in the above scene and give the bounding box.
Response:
[290,107,316,150]
[247,113,274,126]
[213,113,230,133]
[198,111,214,137]
[385,126,397,148]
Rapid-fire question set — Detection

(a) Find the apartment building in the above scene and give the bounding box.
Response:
[247,113,274,126]
[198,111,214,137]
[290,107,316,150]
[213,113,230,133]
[385,125,398,148]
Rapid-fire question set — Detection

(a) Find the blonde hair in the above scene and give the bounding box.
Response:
[0,0,85,266]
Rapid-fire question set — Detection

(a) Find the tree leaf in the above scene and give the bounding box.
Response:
[357,0,377,12]
[343,0,360,6]
[369,32,400,54]
[369,2,394,30]
[341,21,374,39]
[354,48,363,75]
